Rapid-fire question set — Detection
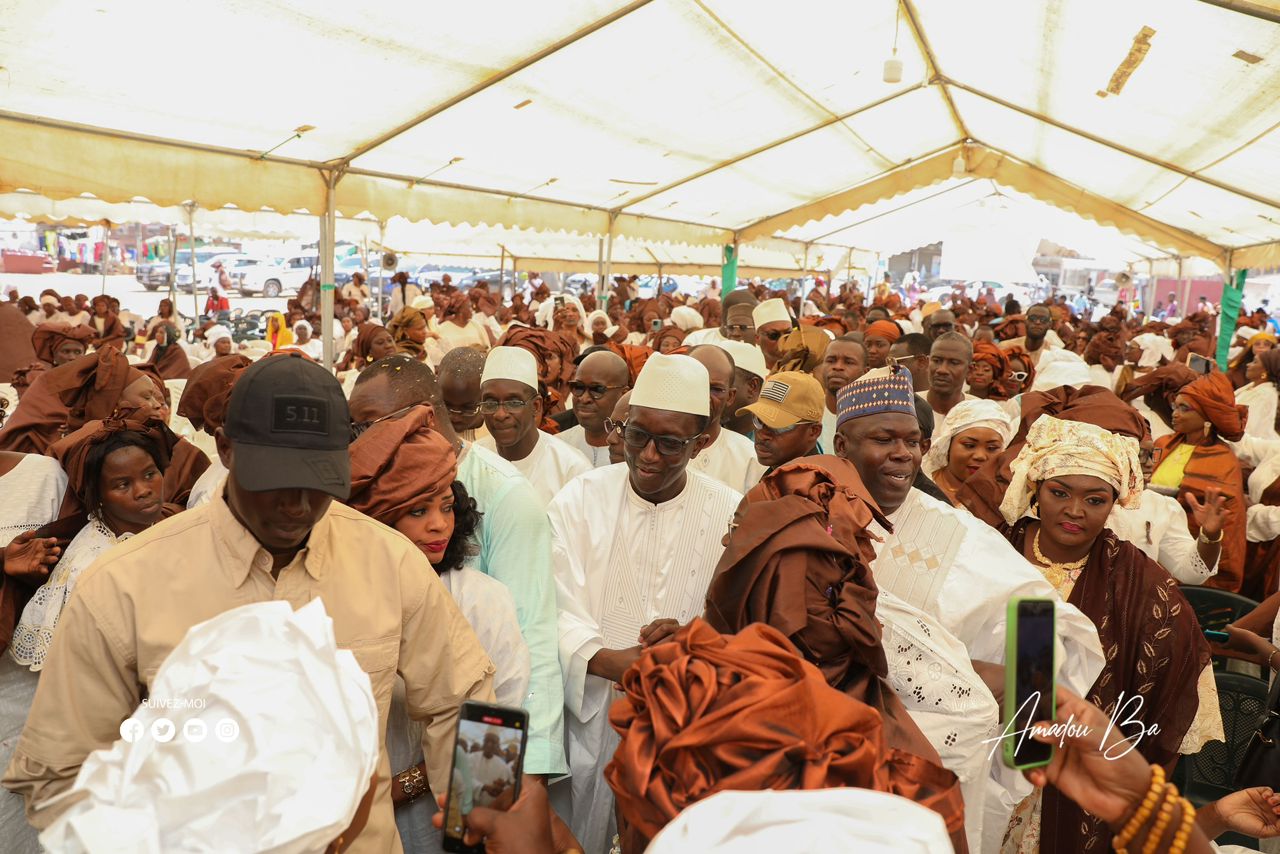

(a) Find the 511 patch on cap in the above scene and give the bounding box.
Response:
[273,395,329,434]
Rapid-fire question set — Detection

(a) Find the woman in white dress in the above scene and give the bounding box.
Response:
[346,407,529,854]
[1,420,171,853]
[1235,348,1280,440]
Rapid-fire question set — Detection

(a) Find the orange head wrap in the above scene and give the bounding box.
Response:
[864,320,902,344]
[1180,372,1248,441]
[346,406,456,524]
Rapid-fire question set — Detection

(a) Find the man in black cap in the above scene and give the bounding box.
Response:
[4,352,495,854]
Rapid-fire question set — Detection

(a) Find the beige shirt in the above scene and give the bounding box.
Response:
[2,489,494,854]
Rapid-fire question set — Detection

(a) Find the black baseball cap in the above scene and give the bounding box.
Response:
[222,352,351,499]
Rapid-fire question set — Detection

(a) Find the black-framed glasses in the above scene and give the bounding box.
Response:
[761,329,786,342]
[612,421,701,456]
[350,403,417,440]
[723,324,753,334]
[569,381,628,400]
[479,395,536,415]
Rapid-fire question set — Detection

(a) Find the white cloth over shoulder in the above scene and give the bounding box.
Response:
[38,599,379,854]
[0,454,67,547]
[645,788,952,854]
[1107,490,1217,584]
[550,465,740,854]
[688,428,767,493]
[1236,382,1279,441]
[477,432,591,507]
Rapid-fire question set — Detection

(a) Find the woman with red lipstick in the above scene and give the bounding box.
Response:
[921,399,1015,505]
[997,415,1215,854]
[346,406,530,851]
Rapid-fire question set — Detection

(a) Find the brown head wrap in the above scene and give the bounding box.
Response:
[972,340,1009,378]
[441,293,470,319]
[347,406,456,524]
[1002,344,1037,394]
[349,322,389,366]
[178,354,252,435]
[649,324,687,352]
[775,325,830,373]
[49,416,176,505]
[31,322,94,365]
[1180,372,1247,441]
[387,307,428,359]
[604,619,965,852]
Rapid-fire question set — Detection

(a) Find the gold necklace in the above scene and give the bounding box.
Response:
[1032,527,1089,592]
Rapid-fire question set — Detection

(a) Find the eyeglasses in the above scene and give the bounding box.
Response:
[479,395,536,414]
[888,355,917,368]
[608,420,701,456]
[752,416,816,435]
[724,324,753,334]
[350,403,417,440]
[1009,370,1029,383]
[446,403,481,417]
[569,381,628,400]
[760,329,786,342]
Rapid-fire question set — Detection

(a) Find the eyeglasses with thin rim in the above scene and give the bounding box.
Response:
[723,324,754,335]
[447,402,481,417]
[605,419,701,456]
[479,395,537,415]
[569,381,628,401]
[350,403,418,440]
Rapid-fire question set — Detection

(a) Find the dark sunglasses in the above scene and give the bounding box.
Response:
[607,420,701,456]
[760,329,786,342]
[569,381,628,400]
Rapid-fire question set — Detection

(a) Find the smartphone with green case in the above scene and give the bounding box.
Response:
[1002,597,1057,770]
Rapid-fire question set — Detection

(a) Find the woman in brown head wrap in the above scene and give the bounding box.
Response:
[340,322,397,372]
[1228,329,1277,389]
[648,324,686,354]
[774,324,829,373]
[968,341,1009,400]
[10,418,177,670]
[496,326,578,416]
[1150,371,1248,591]
[605,619,965,853]
[1001,344,1036,398]
[438,292,494,352]
[87,294,127,351]
[346,407,530,813]
[386,307,441,363]
[142,322,193,380]
[31,323,93,368]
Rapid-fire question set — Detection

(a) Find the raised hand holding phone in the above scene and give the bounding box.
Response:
[442,701,529,854]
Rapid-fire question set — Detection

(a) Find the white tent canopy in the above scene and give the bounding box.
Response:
[2,0,1279,270]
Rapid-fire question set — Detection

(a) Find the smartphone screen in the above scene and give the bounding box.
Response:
[1188,353,1212,375]
[651,318,662,332]
[442,702,529,853]
[1006,598,1056,769]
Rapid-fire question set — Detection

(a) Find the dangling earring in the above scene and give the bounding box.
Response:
[1029,496,1040,518]
[1203,422,1212,441]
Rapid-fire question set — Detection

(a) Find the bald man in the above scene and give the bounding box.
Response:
[686,345,767,492]
[557,350,631,468]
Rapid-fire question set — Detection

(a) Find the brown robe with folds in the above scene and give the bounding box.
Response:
[142,342,193,380]
[1003,521,1210,854]
[0,348,135,454]
[1153,434,1248,592]
[0,303,38,383]
[605,619,967,853]
[88,312,128,350]
[704,459,945,775]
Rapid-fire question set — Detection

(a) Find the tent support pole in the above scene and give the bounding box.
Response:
[375,221,386,325]
[320,170,339,370]
[596,238,605,301]
[498,246,506,295]
[167,225,177,312]
[186,203,199,324]
[602,215,615,303]
[99,220,109,296]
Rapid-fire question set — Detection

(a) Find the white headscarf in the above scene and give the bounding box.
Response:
[999,415,1143,524]
[39,599,379,854]
[535,293,585,330]
[921,399,1016,478]
[670,305,705,331]
[1130,332,1175,368]
[1030,348,1091,392]
[203,325,232,346]
[585,309,610,333]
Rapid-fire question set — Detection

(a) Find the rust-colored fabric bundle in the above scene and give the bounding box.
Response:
[0,303,38,383]
[50,416,177,505]
[603,340,653,385]
[1181,371,1248,441]
[0,348,138,454]
[864,319,902,343]
[178,354,252,435]
[958,385,1149,527]
[649,324,687,352]
[775,325,830,373]
[30,322,94,366]
[604,619,966,852]
[347,406,455,524]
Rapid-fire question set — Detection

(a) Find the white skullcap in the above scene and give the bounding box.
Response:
[40,293,59,306]
[631,353,709,417]
[40,599,378,854]
[646,789,950,854]
[670,305,705,331]
[204,325,232,345]
[800,300,822,318]
[715,340,768,380]
[411,294,434,310]
[481,345,539,391]
[752,298,791,328]
[922,398,1017,478]
[1030,348,1091,392]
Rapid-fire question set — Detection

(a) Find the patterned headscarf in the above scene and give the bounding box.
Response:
[921,399,1016,479]
[999,415,1143,524]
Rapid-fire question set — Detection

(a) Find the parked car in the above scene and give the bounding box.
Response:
[413,264,475,286]
[238,253,320,297]
[922,280,1032,308]
[458,270,518,290]
[137,247,239,291]
[175,254,271,293]
[333,254,370,286]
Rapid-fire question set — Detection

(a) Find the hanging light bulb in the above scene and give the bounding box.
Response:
[952,152,966,177]
[883,1,903,83]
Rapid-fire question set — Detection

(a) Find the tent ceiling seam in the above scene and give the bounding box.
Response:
[899,0,970,140]
[943,78,1280,211]
[613,83,928,214]
[807,177,983,243]
[337,0,657,166]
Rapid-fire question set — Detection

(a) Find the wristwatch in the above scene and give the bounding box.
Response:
[397,765,429,802]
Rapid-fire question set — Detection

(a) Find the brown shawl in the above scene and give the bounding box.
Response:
[347,406,455,523]
[88,311,128,350]
[0,303,38,383]
[605,619,966,853]
[1154,433,1248,593]
[0,348,138,454]
[142,333,193,380]
[30,322,94,367]
[1003,521,1210,854]
[177,354,252,434]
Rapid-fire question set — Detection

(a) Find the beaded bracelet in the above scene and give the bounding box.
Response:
[1168,797,1198,854]
[1114,764,1165,853]
[1142,784,1180,854]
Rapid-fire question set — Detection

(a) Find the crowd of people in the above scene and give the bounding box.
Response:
[0,270,1279,853]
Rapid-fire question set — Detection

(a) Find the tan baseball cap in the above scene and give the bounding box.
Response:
[738,370,825,429]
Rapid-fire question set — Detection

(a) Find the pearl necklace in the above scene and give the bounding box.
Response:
[1032,527,1089,592]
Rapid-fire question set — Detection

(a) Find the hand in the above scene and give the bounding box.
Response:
[1216,625,1278,667]
[1187,487,1227,538]
[1023,686,1153,828]
[3,531,60,583]
[639,618,681,648]
[1200,787,1280,839]
[431,774,573,854]
[587,646,642,684]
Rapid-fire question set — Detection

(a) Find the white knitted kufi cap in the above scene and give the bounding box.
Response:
[481,346,539,391]
[752,298,791,328]
[715,340,768,380]
[630,353,710,417]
